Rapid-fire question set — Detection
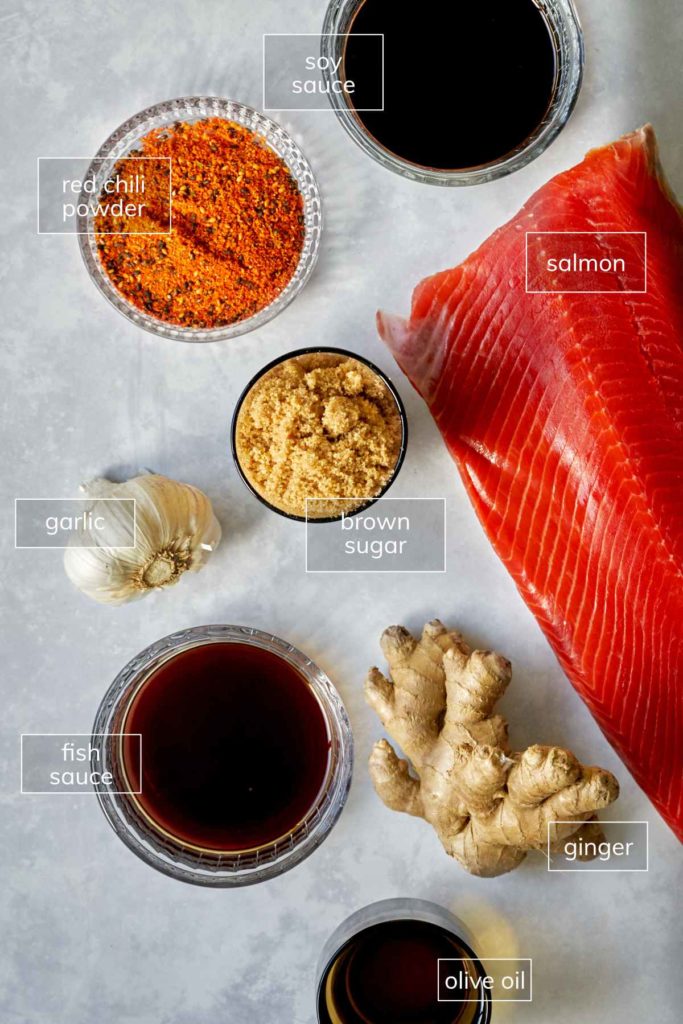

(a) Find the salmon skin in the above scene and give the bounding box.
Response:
[378,127,683,841]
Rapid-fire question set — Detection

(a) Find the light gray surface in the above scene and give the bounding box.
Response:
[1,1,682,1022]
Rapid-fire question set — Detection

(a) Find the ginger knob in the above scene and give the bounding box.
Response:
[365,619,619,877]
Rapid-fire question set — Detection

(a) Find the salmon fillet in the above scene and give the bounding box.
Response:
[378,127,683,841]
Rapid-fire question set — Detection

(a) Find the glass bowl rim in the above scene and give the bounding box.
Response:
[321,0,585,187]
[91,624,354,887]
[230,346,409,523]
[78,95,322,342]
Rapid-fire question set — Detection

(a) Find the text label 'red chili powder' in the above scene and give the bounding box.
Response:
[95,118,305,329]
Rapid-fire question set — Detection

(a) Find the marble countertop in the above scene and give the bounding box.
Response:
[1,1,681,1021]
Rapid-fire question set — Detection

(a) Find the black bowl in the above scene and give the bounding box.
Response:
[230,346,408,523]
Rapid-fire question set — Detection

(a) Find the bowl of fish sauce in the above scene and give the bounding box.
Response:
[322,0,584,185]
[78,96,322,341]
[91,624,353,886]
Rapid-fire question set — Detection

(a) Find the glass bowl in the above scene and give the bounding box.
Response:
[321,0,584,186]
[316,899,492,1023]
[91,625,353,886]
[230,347,409,523]
[78,96,322,341]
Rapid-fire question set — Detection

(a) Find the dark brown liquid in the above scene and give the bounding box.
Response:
[344,0,558,170]
[318,919,489,1024]
[122,641,331,852]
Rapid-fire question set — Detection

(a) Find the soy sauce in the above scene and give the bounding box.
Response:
[122,642,330,852]
[344,0,558,170]
[318,919,489,1024]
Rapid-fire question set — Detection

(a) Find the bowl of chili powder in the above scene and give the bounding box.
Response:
[78,96,321,341]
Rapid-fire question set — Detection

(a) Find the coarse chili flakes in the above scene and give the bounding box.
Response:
[95,118,306,329]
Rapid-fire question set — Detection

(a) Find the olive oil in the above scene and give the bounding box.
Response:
[318,918,490,1023]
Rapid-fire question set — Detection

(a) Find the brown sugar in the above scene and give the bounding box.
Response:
[234,353,404,518]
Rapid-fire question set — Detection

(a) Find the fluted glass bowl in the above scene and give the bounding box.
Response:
[322,0,584,186]
[91,625,353,886]
[78,97,322,341]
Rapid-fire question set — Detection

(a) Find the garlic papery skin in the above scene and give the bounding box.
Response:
[63,474,222,606]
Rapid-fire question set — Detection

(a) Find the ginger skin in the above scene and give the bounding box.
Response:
[365,620,620,877]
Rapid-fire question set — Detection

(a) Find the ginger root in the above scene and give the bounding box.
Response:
[365,620,619,877]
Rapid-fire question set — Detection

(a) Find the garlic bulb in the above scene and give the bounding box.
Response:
[64,474,221,605]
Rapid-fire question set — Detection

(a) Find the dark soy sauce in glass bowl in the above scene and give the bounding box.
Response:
[344,0,558,171]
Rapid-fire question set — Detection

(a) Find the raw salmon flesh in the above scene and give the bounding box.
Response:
[378,127,683,841]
